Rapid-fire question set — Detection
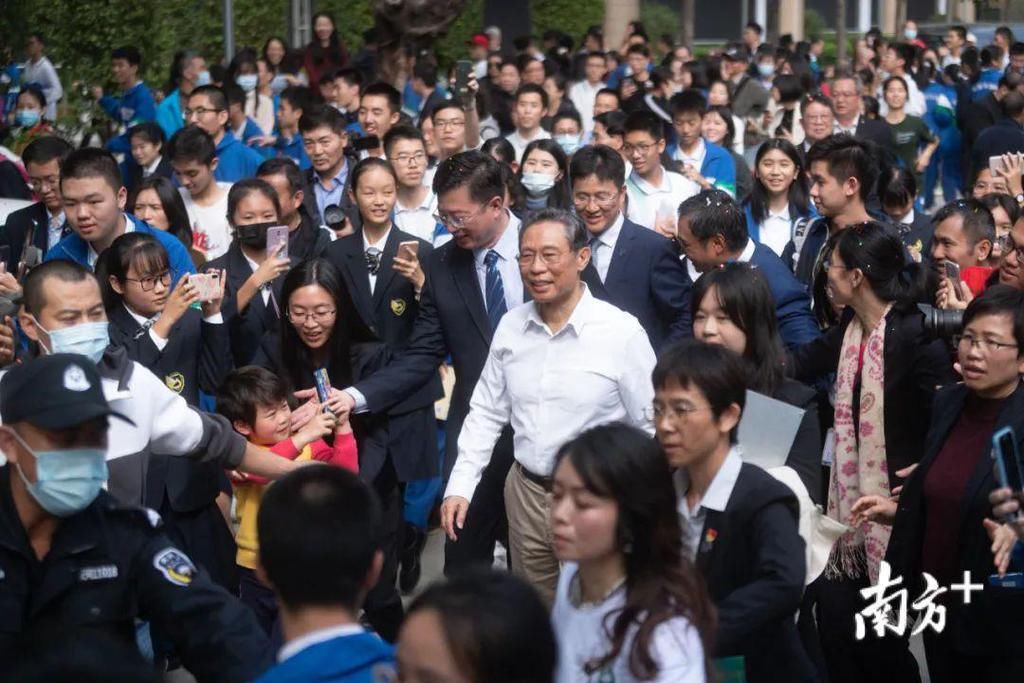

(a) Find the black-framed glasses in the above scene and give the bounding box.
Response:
[183,107,223,118]
[286,308,336,324]
[954,333,1019,354]
[125,271,171,291]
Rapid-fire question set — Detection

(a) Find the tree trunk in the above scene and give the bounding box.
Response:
[681,0,695,49]
[836,0,847,67]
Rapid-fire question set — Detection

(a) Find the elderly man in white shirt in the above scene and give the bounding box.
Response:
[441,208,655,604]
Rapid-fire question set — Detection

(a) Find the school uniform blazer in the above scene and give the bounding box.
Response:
[582,218,692,351]
[0,201,68,266]
[886,383,1024,658]
[122,155,174,195]
[207,243,286,367]
[106,304,233,513]
[788,304,958,492]
[698,463,817,683]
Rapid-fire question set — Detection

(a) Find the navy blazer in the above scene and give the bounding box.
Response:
[886,383,1024,658]
[685,243,819,349]
[352,237,514,472]
[697,463,817,683]
[581,218,691,350]
[0,201,68,267]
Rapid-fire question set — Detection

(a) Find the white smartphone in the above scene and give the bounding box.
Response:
[990,155,1006,176]
[189,272,220,302]
[398,240,419,260]
[266,225,290,259]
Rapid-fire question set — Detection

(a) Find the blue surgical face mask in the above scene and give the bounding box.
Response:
[521,172,557,196]
[7,428,107,517]
[554,134,581,155]
[904,29,918,40]
[15,109,40,127]
[236,74,258,92]
[757,62,775,78]
[196,70,211,86]
[34,319,110,365]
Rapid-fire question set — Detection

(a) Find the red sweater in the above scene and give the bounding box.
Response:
[243,432,358,486]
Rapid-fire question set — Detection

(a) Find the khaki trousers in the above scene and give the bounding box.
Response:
[503,462,560,606]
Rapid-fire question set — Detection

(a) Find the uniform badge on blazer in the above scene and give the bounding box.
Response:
[390,298,407,316]
[164,372,185,394]
[699,528,718,554]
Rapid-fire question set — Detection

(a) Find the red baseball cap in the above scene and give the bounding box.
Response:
[467,34,489,48]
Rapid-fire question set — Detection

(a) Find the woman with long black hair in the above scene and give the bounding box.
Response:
[743,138,815,261]
[303,12,350,90]
[129,175,200,264]
[550,422,714,683]
[516,138,572,212]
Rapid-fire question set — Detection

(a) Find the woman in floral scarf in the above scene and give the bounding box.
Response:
[789,222,956,683]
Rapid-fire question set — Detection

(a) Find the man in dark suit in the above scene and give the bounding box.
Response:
[0,136,72,268]
[653,341,813,683]
[831,74,895,149]
[570,145,691,349]
[961,71,1021,189]
[335,151,522,573]
[298,105,359,232]
[677,188,819,348]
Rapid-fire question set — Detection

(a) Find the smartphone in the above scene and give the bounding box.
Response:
[350,134,381,152]
[990,155,1007,175]
[266,225,289,260]
[314,367,333,414]
[0,245,10,271]
[398,240,419,261]
[944,260,961,282]
[189,272,220,302]
[993,426,1024,520]
[455,59,473,100]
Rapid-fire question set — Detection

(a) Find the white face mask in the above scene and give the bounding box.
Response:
[521,172,557,196]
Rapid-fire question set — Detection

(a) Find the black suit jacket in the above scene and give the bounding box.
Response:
[106,305,232,513]
[326,226,442,482]
[302,157,360,230]
[789,304,958,492]
[886,383,1024,657]
[352,234,518,472]
[581,218,691,350]
[419,90,448,121]
[124,156,174,195]
[0,201,68,267]
[697,462,816,683]
[854,116,896,149]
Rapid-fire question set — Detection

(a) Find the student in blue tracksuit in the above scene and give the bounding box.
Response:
[44,148,195,282]
[273,86,313,169]
[668,89,738,197]
[184,84,263,182]
[922,64,962,210]
[93,46,156,155]
[254,466,397,683]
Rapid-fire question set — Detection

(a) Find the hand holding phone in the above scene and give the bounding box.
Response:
[992,426,1024,521]
[266,225,289,260]
[397,240,419,261]
[455,60,473,104]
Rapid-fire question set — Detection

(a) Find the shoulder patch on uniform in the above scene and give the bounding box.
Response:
[153,547,196,586]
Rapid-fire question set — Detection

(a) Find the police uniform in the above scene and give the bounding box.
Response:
[0,355,270,682]
[106,304,236,590]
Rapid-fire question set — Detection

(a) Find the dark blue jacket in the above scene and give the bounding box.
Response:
[101,82,157,155]
[971,117,1024,180]
[255,631,395,683]
[275,132,312,169]
[44,213,196,282]
[213,130,264,182]
[581,218,692,350]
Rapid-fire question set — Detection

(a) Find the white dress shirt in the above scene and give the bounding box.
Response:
[472,211,524,311]
[588,213,624,283]
[242,251,271,307]
[673,447,743,561]
[142,156,163,178]
[625,167,699,232]
[363,227,391,295]
[686,238,756,282]
[568,80,606,133]
[445,286,656,502]
[834,114,860,136]
[757,203,792,257]
[124,302,223,352]
[393,190,441,245]
[505,127,551,163]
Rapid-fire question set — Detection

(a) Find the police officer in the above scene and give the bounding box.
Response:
[0,354,271,682]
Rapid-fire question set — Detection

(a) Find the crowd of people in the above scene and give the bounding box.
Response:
[2,12,1024,683]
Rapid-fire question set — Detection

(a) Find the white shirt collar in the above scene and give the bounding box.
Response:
[47,207,65,225]
[593,212,625,249]
[395,189,436,214]
[89,213,135,267]
[767,204,791,221]
[277,624,365,663]
[242,249,260,273]
[473,210,520,267]
[629,166,673,195]
[674,138,706,166]
[899,208,915,225]
[673,446,743,514]
[523,283,595,336]
[835,114,860,134]
[737,238,757,263]
[362,226,391,251]
[123,303,156,328]
[143,156,163,176]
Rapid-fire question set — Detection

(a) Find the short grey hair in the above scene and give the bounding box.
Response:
[519,208,588,252]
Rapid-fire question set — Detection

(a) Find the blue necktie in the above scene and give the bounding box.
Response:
[433,222,448,240]
[484,249,507,333]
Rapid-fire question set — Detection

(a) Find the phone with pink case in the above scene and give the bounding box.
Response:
[266,225,289,260]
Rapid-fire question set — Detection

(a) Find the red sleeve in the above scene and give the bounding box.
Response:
[310,433,358,473]
[239,439,302,486]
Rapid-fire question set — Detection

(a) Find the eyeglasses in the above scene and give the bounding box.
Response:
[286,308,336,324]
[1002,237,1024,262]
[644,403,712,422]
[183,107,222,118]
[434,203,493,229]
[572,192,619,208]
[393,152,427,166]
[623,142,657,155]
[518,250,568,267]
[125,271,171,291]
[434,118,466,130]
[955,332,1019,354]
[29,175,60,192]
[822,260,851,272]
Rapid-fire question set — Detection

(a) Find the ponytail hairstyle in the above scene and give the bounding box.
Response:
[97,232,171,311]
[553,423,715,681]
[829,221,923,305]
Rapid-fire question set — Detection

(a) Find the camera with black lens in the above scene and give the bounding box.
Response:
[917,303,963,339]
